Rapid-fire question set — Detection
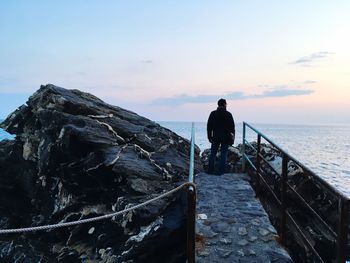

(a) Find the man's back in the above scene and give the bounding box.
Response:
[207,107,235,144]
[207,98,235,175]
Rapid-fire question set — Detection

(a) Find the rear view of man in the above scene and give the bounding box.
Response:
[207,98,235,175]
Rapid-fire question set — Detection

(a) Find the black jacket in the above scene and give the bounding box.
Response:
[207,107,235,145]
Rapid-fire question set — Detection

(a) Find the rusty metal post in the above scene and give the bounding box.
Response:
[336,198,349,263]
[256,134,261,195]
[281,153,288,244]
[187,186,196,263]
[242,122,246,172]
[187,122,196,263]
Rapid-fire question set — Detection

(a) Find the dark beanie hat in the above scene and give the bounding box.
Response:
[218,98,227,107]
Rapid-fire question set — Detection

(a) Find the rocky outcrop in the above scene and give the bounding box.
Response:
[0,84,201,263]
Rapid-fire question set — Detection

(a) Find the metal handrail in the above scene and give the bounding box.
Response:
[242,122,349,263]
[243,122,348,199]
[188,122,195,184]
[187,122,196,263]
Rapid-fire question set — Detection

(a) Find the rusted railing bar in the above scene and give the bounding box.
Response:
[243,122,349,262]
[286,211,325,263]
[258,171,282,206]
[256,135,261,194]
[258,153,281,177]
[243,153,257,171]
[336,198,349,263]
[281,154,288,244]
[243,122,348,200]
[242,123,246,172]
[286,183,337,237]
[243,139,257,153]
[187,188,196,263]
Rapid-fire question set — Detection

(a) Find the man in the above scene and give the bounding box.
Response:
[207,98,235,175]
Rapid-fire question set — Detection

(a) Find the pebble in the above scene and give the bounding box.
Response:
[197,249,210,257]
[251,218,261,226]
[249,236,258,242]
[222,218,235,224]
[198,213,208,220]
[267,225,277,233]
[237,249,245,257]
[259,228,269,236]
[238,227,248,236]
[219,238,232,245]
[211,222,231,233]
[88,227,95,234]
[237,239,249,246]
[216,248,233,258]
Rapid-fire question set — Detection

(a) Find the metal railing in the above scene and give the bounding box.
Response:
[187,122,196,263]
[242,122,349,263]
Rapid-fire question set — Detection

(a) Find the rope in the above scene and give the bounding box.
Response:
[0,182,195,234]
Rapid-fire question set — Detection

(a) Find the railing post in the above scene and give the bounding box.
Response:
[187,187,196,263]
[281,153,288,244]
[336,198,349,263]
[187,122,196,263]
[256,134,261,195]
[188,122,195,183]
[242,122,246,172]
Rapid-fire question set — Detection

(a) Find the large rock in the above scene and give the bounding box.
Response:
[0,84,201,262]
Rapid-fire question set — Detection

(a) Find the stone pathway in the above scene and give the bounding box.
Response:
[195,173,293,263]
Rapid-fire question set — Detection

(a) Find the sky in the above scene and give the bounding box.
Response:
[0,1,349,124]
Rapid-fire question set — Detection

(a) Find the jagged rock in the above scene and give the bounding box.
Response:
[201,145,242,174]
[0,84,202,262]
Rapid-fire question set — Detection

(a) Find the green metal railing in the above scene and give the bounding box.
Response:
[187,122,196,263]
[242,122,349,263]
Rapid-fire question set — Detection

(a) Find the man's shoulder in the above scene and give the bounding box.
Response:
[221,110,232,116]
[209,109,218,116]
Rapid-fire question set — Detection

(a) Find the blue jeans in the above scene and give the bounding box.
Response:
[208,142,229,175]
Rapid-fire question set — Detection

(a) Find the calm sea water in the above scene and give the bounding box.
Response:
[1,121,350,196]
[159,122,350,196]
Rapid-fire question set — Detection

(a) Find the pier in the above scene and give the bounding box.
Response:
[195,172,292,262]
[185,122,350,262]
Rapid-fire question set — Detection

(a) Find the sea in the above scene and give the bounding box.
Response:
[159,122,350,197]
[1,121,350,196]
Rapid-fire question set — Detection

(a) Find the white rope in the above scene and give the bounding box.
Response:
[0,182,195,234]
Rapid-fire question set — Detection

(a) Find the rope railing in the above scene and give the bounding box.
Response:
[0,182,195,234]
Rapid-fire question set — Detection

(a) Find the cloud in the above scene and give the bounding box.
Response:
[141,60,153,64]
[75,71,87,76]
[288,80,317,85]
[153,87,314,106]
[303,80,317,84]
[290,51,335,66]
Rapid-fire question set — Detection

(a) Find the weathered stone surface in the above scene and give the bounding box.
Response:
[0,84,202,262]
[195,173,292,263]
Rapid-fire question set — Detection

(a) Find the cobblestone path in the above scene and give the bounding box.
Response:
[195,173,293,263]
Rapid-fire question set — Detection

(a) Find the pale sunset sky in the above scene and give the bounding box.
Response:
[0,1,349,124]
